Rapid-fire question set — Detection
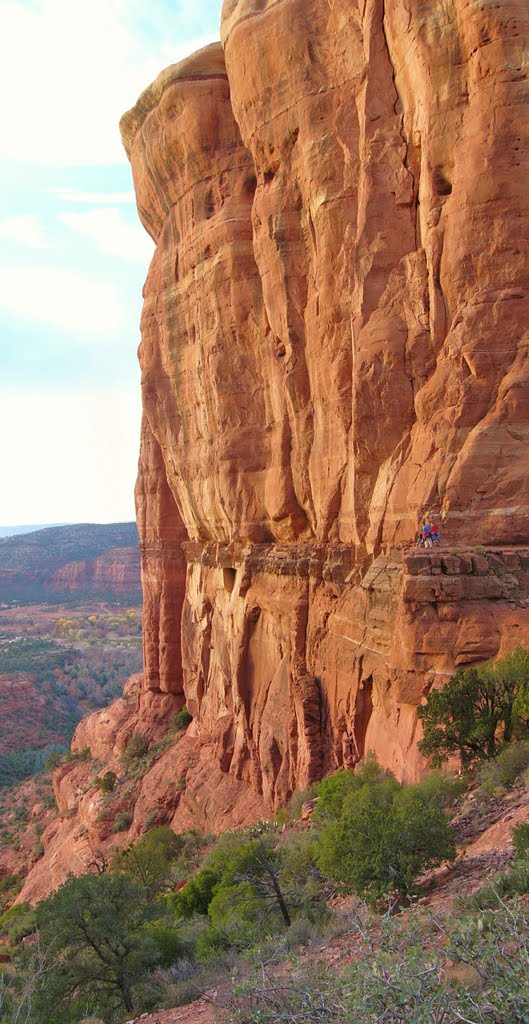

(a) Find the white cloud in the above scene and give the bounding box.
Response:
[0,0,218,166]
[0,265,127,336]
[59,207,154,264]
[0,214,47,249]
[48,189,137,204]
[0,387,140,524]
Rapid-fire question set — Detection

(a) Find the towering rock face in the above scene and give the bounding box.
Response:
[119,1,529,812]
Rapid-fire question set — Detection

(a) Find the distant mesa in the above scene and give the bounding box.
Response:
[0,522,141,604]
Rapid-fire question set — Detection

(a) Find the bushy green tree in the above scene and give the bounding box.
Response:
[111,825,183,894]
[167,867,220,919]
[206,834,293,927]
[418,646,529,768]
[36,873,160,1016]
[314,756,390,822]
[169,829,323,935]
[315,770,455,901]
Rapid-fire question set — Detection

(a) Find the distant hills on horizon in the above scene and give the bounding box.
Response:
[0,521,137,539]
[0,522,141,605]
[0,523,71,539]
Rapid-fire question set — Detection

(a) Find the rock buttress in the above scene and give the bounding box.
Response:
[121,6,529,813]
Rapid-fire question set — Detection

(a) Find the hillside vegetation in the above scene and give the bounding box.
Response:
[0,604,142,788]
[3,650,529,1022]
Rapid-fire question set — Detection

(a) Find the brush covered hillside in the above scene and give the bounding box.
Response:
[0,523,143,788]
[0,603,143,788]
[0,522,141,605]
[2,734,529,1024]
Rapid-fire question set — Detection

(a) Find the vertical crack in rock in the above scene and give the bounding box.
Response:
[381,0,420,250]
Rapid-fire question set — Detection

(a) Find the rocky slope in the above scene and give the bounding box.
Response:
[14,0,529,899]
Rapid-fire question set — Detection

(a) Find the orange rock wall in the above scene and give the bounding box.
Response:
[12,0,529,904]
[120,1,529,809]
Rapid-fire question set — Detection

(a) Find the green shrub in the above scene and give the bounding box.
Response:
[113,811,133,833]
[315,755,389,823]
[461,860,529,909]
[44,751,63,771]
[195,917,257,961]
[0,903,36,943]
[0,874,23,908]
[94,770,118,793]
[67,746,91,763]
[418,647,529,768]
[170,706,192,732]
[231,900,529,1024]
[283,916,318,950]
[315,769,455,902]
[143,920,185,967]
[121,733,149,769]
[513,821,529,860]
[407,769,466,805]
[477,739,529,793]
[167,868,220,920]
[112,826,184,893]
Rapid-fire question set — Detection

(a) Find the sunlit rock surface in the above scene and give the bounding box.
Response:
[123,0,529,803]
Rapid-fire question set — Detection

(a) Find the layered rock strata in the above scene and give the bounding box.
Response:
[51,547,140,596]
[16,1,529,899]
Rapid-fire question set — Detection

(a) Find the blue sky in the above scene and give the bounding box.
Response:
[0,0,221,525]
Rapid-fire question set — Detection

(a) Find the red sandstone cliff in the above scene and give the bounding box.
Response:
[51,546,140,596]
[16,0,529,901]
[121,0,529,796]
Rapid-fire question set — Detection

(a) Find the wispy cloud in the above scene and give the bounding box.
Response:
[48,189,137,205]
[0,266,127,337]
[59,208,154,264]
[0,214,47,249]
